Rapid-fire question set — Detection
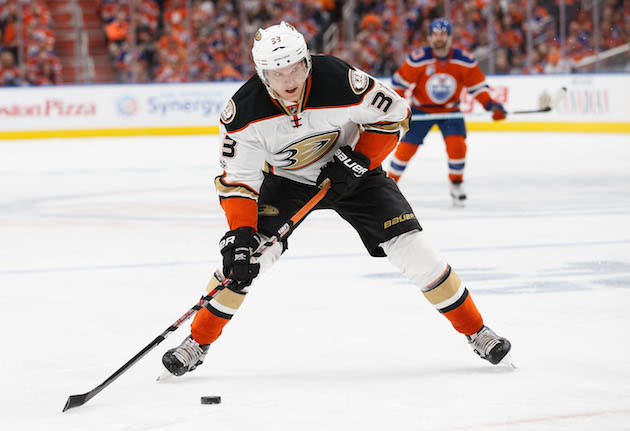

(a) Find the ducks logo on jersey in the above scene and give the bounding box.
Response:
[274,131,339,170]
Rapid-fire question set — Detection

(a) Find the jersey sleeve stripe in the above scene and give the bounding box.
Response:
[363,120,407,134]
[405,57,434,67]
[391,72,411,90]
[449,59,478,68]
[214,174,259,200]
[467,82,490,96]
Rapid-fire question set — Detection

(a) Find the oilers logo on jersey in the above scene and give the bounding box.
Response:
[425,73,457,104]
[391,47,492,114]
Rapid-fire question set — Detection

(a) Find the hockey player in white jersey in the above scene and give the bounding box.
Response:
[162,22,511,377]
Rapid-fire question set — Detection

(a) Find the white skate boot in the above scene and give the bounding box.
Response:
[450,181,467,207]
[162,335,209,376]
[467,325,511,365]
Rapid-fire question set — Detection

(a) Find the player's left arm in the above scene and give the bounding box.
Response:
[463,55,507,121]
[351,79,411,169]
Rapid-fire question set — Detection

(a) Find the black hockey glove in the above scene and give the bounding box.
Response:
[316,146,370,201]
[219,226,260,289]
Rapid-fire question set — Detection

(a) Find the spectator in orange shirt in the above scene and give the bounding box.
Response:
[1,2,18,52]
[106,10,129,45]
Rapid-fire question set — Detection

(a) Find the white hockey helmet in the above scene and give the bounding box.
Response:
[251,21,312,85]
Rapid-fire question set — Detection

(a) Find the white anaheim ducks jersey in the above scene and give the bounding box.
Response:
[216,55,410,202]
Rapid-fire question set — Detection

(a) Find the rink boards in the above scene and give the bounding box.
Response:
[0,73,628,139]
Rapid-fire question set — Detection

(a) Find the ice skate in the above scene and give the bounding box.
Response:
[467,325,511,365]
[161,335,209,377]
[449,181,467,207]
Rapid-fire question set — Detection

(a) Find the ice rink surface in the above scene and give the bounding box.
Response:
[1,131,629,430]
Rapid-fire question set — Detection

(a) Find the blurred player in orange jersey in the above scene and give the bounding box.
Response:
[387,18,507,206]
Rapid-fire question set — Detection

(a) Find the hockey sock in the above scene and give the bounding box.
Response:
[191,285,247,345]
[388,141,419,182]
[445,135,466,183]
[422,265,483,336]
[190,234,283,345]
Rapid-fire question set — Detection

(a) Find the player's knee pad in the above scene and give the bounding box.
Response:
[444,135,467,160]
[380,230,447,289]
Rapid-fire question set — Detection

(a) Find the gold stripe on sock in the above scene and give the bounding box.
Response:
[423,270,462,305]
[213,287,246,310]
[205,275,222,294]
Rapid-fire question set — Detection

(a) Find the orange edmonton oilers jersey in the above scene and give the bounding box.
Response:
[391,47,493,113]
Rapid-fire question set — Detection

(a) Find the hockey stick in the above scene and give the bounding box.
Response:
[62,179,331,412]
[411,87,567,121]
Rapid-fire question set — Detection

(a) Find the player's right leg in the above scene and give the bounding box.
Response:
[162,174,316,377]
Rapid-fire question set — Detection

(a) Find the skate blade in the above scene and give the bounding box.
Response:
[451,198,466,208]
[499,353,517,369]
[156,370,175,382]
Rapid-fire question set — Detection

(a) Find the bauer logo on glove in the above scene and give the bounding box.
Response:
[317,146,371,201]
[334,148,369,177]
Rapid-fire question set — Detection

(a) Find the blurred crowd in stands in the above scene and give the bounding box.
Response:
[1,0,629,86]
[0,0,62,86]
[348,0,630,75]
[100,0,336,83]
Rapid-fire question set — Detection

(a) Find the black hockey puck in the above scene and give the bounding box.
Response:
[200,396,221,405]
